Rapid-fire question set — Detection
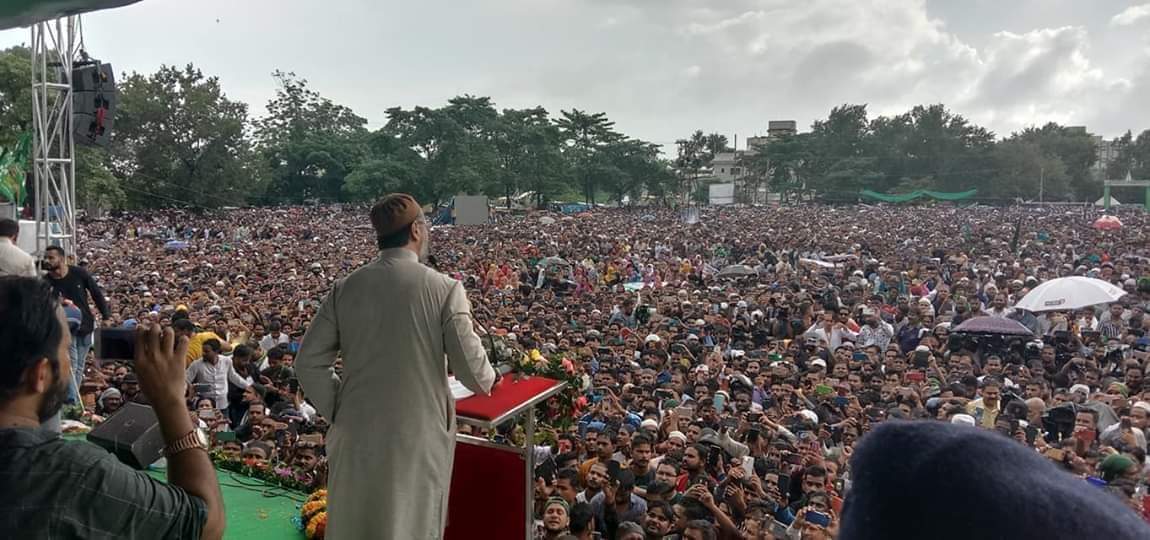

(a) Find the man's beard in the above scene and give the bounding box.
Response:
[419,236,431,263]
[38,364,70,422]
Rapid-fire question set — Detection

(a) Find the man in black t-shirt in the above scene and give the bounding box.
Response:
[43,246,110,401]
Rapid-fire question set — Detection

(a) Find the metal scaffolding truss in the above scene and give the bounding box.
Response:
[31,17,78,256]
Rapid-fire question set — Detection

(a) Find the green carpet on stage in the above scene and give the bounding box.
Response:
[63,434,303,539]
[146,466,304,540]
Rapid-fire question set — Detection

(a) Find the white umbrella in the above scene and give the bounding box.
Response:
[539,216,556,225]
[1014,276,1127,312]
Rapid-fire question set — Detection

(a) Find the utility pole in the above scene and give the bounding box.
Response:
[1039,167,1045,203]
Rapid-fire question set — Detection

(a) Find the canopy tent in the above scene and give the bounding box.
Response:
[1094,196,1122,207]
[0,0,142,30]
[859,189,978,203]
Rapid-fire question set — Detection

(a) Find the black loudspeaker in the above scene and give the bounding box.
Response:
[71,63,115,93]
[73,90,117,147]
[71,62,116,147]
[86,402,165,469]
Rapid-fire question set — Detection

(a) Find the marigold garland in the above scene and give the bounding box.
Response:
[300,489,328,539]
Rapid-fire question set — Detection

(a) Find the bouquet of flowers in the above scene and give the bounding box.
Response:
[512,348,586,433]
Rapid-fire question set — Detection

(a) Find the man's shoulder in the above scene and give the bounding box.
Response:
[68,265,92,279]
[0,240,33,258]
[1,430,114,475]
[345,258,453,286]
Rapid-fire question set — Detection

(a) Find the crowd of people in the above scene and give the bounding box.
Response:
[62,203,1150,539]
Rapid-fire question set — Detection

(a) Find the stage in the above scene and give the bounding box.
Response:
[64,434,303,539]
[146,466,303,540]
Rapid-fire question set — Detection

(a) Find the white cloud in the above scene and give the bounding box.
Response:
[1111,4,1150,26]
[0,0,1142,144]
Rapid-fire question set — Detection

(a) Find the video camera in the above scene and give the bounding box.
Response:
[1041,403,1079,442]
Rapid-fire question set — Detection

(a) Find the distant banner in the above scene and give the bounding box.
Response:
[858,189,978,203]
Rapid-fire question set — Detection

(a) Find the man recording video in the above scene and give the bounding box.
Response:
[296,193,496,539]
[0,276,224,539]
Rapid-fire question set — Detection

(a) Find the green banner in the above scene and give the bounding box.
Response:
[859,189,978,203]
[0,0,142,30]
[0,132,31,205]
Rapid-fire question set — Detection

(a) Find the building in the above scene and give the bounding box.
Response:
[1094,136,1120,173]
[745,120,798,154]
[745,136,770,152]
[706,120,800,200]
[711,152,746,183]
[767,120,797,138]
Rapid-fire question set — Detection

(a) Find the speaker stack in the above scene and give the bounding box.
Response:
[71,62,117,147]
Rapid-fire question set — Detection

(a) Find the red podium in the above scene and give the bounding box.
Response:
[445,375,567,540]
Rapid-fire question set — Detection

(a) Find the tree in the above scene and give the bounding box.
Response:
[555,109,621,205]
[0,46,32,149]
[75,146,125,210]
[112,64,263,208]
[805,104,878,193]
[383,95,501,207]
[600,138,670,205]
[1008,123,1098,200]
[741,133,814,203]
[342,131,423,201]
[703,133,731,158]
[990,140,1070,200]
[898,104,995,192]
[674,130,709,203]
[489,107,568,208]
[255,71,368,203]
[1107,130,1150,181]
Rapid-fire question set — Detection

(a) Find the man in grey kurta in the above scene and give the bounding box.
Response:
[296,193,496,540]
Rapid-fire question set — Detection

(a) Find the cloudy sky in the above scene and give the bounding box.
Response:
[2,0,1149,148]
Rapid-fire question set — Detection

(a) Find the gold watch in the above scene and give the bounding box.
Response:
[163,428,211,458]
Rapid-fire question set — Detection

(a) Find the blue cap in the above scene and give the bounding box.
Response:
[63,304,82,332]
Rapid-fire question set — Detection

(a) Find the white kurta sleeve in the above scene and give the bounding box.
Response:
[20,255,37,278]
[296,283,342,421]
[442,280,496,396]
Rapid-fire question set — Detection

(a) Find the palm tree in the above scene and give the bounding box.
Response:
[555,109,621,205]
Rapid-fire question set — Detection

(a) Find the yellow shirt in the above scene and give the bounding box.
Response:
[966,398,1000,429]
[185,331,225,366]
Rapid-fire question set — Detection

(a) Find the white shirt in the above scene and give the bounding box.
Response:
[805,325,858,351]
[186,354,251,409]
[260,333,289,353]
[985,306,1015,319]
[0,237,37,278]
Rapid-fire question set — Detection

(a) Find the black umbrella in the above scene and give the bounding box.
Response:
[952,316,1034,337]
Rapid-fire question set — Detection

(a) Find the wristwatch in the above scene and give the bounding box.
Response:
[164,428,211,458]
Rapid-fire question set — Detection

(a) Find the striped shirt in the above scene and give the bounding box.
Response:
[0,427,206,539]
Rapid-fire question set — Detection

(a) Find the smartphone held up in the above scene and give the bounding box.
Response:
[95,327,136,363]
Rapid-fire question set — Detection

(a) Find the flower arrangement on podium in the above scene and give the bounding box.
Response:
[512,348,586,432]
[211,450,318,493]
